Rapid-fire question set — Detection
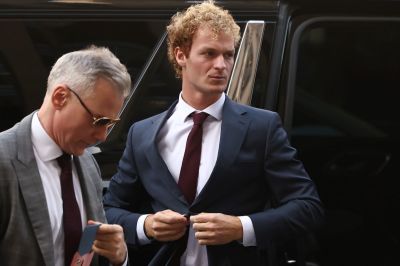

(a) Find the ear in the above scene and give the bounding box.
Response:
[174,46,186,67]
[52,85,69,110]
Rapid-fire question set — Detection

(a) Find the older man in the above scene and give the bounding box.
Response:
[0,46,131,266]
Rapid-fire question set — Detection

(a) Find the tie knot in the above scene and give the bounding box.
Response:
[56,152,71,170]
[191,112,209,125]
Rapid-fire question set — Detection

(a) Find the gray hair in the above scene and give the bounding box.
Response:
[47,45,131,98]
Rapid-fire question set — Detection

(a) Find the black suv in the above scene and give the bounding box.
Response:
[1,0,399,265]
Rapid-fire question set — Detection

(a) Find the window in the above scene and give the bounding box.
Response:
[0,19,166,132]
[98,21,273,179]
[289,19,400,266]
[293,21,400,138]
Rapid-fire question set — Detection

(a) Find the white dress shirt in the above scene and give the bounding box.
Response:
[136,93,256,265]
[31,112,87,266]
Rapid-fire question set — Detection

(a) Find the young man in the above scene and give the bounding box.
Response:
[104,1,323,265]
[0,46,131,266]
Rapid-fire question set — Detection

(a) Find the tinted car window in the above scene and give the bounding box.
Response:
[290,20,400,266]
[0,55,23,131]
[0,19,166,132]
[98,21,277,179]
[0,15,276,180]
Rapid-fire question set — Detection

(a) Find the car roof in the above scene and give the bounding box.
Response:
[0,0,278,9]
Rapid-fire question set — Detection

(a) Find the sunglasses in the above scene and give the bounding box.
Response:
[65,85,120,128]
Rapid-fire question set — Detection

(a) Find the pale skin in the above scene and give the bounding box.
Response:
[190,213,243,245]
[89,221,127,266]
[175,25,236,110]
[144,211,243,245]
[38,78,123,156]
[38,78,127,264]
[144,210,188,241]
[144,26,244,245]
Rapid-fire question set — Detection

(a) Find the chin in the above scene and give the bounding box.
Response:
[71,148,85,156]
[213,86,227,93]
[205,84,226,92]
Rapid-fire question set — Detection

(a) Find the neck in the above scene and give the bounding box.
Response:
[37,102,55,141]
[181,90,222,110]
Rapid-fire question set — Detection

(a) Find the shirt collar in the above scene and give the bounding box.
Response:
[175,93,225,123]
[31,112,63,162]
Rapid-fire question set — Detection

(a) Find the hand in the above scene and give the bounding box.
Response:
[88,220,127,266]
[144,209,188,242]
[190,213,243,245]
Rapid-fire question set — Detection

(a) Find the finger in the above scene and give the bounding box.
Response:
[195,230,215,240]
[194,233,216,245]
[96,224,123,235]
[153,229,187,241]
[198,239,216,245]
[95,233,123,242]
[190,213,214,223]
[152,227,184,236]
[152,216,188,233]
[92,244,126,265]
[153,220,187,231]
[93,236,123,248]
[93,239,112,250]
[87,220,101,225]
[194,231,222,246]
[155,212,187,224]
[192,221,211,232]
[95,232,124,248]
[152,225,187,238]
[92,245,107,257]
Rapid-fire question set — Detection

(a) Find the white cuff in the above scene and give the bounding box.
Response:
[136,214,152,245]
[238,216,257,246]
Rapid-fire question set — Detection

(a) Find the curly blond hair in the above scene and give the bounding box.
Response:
[166,0,241,78]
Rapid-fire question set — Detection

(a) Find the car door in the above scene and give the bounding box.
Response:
[281,10,400,266]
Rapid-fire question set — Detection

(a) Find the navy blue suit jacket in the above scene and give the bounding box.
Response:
[104,96,323,265]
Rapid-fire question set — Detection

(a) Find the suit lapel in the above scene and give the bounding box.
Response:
[143,101,188,206]
[74,155,105,223]
[13,113,55,266]
[193,98,250,207]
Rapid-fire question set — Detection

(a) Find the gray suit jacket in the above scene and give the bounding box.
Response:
[0,113,106,266]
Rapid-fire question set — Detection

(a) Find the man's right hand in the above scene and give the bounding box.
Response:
[144,209,188,241]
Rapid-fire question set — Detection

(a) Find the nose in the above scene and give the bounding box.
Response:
[213,54,227,70]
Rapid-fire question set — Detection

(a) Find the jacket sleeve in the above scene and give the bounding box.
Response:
[103,124,148,247]
[249,112,324,248]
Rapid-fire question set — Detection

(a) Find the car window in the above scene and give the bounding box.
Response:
[289,19,400,266]
[293,21,399,138]
[0,19,166,132]
[0,15,276,180]
[98,21,273,179]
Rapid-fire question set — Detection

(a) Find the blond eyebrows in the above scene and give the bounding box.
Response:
[166,0,241,78]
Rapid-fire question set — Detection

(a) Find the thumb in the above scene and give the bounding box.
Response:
[87,220,102,226]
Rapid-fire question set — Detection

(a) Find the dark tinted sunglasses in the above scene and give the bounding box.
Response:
[65,85,120,128]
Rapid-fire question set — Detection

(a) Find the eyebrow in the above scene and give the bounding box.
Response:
[200,47,235,53]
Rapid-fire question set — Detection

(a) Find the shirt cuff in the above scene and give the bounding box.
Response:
[239,216,257,246]
[136,214,152,245]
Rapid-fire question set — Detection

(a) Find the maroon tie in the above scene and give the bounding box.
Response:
[57,153,82,266]
[178,112,209,204]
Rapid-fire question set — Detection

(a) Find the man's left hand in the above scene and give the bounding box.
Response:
[89,220,127,266]
[190,213,243,245]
